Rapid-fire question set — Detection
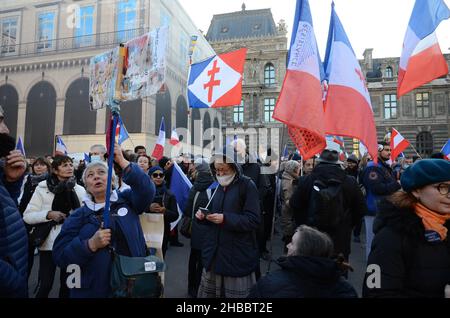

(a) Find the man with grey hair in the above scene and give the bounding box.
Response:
[248,225,357,298]
[89,144,107,162]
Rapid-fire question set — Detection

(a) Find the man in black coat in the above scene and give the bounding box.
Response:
[290,149,366,261]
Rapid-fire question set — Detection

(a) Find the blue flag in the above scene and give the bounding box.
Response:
[441,139,450,160]
[116,116,130,145]
[169,162,193,229]
[16,137,25,157]
[84,153,91,163]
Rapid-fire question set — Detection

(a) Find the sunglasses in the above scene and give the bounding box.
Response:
[152,173,164,178]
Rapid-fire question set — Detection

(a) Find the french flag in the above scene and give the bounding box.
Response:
[390,128,410,161]
[15,136,25,157]
[115,116,130,145]
[272,0,326,160]
[170,128,180,146]
[55,135,68,155]
[188,48,247,108]
[398,0,450,97]
[152,117,165,160]
[169,162,193,230]
[323,2,378,163]
[441,139,450,160]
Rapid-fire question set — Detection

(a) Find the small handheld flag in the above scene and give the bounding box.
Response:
[441,139,450,160]
[55,136,68,155]
[390,128,410,161]
[170,128,180,146]
[16,137,25,157]
[152,117,166,160]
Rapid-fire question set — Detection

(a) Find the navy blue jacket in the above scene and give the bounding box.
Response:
[248,256,358,298]
[362,160,401,215]
[53,163,155,298]
[201,170,260,277]
[0,166,28,298]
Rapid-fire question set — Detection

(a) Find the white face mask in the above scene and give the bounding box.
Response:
[216,173,236,187]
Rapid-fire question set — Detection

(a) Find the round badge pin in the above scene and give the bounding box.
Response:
[117,207,128,217]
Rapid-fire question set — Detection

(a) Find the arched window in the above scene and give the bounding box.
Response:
[213,117,220,130]
[416,132,433,157]
[203,112,211,148]
[155,90,171,137]
[264,63,275,86]
[25,81,56,156]
[120,98,142,133]
[0,84,19,139]
[385,66,393,78]
[64,78,96,135]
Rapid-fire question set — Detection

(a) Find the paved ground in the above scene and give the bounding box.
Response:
[29,220,367,298]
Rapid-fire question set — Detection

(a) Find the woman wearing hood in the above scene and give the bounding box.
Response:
[364,159,450,298]
[52,143,155,298]
[196,146,261,298]
[23,155,86,298]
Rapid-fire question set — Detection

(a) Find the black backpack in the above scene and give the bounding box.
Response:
[307,178,348,231]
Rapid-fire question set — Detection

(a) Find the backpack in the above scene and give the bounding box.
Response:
[307,178,348,231]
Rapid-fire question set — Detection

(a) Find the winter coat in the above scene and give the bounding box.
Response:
[52,163,155,298]
[363,200,450,298]
[280,171,298,238]
[361,161,401,216]
[248,256,358,298]
[202,160,261,277]
[0,167,28,298]
[289,164,366,258]
[183,171,215,250]
[23,180,86,251]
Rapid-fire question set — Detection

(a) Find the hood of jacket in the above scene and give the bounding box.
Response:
[276,255,341,283]
[312,163,346,183]
[193,171,215,192]
[210,145,243,180]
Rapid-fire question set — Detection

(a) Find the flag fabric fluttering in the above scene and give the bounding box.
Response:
[84,153,91,163]
[188,48,247,108]
[152,117,166,160]
[397,0,450,98]
[441,139,450,160]
[169,162,193,230]
[272,0,326,160]
[16,137,25,157]
[55,136,68,155]
[170,128,180,146]
[323,2,378,163]
[390,128,410,161]
[116,116,130,145]
[281,144,289,160]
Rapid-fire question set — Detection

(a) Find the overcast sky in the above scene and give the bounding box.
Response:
[179,0,450,59]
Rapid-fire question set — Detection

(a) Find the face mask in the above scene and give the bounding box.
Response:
[216,173,236,187]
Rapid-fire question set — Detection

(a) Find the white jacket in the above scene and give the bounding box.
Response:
[23,180,86,251]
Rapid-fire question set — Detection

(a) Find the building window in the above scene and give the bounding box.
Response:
[117,0,137,43]
[264,63,276,86]
[352,138,359,158]
[385,66,393,78]
[416,131,433,156]
[75,6,94,47]
[416,92,430,118]
[233,100,244,123]
[383,94,397,119]
[37,12,55,50]
[264,98,276,122]
[1,16,18,54]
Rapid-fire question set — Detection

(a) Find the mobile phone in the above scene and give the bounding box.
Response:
[199,207,210,216]
[153,196,163,205]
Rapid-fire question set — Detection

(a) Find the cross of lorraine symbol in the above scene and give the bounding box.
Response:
[204,59,221,103]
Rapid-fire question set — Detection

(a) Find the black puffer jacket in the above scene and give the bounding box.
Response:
[363,200,450,298]
[248,256,358,298]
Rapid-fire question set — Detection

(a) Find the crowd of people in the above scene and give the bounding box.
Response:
[1,104,450,298]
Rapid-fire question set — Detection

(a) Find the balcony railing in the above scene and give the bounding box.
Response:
[0,28,148,60]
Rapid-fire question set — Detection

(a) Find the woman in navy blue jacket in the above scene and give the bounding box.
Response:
[52,143,155,298]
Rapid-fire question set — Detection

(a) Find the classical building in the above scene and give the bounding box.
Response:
[0,0,219,157]
[206,4,288,158]
[343,49,450,158]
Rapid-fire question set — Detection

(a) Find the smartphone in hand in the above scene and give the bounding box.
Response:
[199,207,211,216]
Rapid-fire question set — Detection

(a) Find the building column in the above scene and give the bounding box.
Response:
[96,108,106,134]
[55,98,65,135]
[16,100,27,139]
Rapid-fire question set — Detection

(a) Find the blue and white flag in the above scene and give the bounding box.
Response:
[169,162,193,230]
[441,139,450,160]
[55,136,68,155]
[116,116,130,145]
[16,137,25,157]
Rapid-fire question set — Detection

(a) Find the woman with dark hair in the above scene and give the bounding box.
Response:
[23,155,86,298]
[364,159,450,298]
[137,154,152,175]
[18,157,51,277]
[147,166,178,257]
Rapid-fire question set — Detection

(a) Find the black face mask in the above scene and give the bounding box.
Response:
[0,133,16,158]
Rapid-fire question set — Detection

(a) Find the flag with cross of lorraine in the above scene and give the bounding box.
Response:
[187,48,247,108]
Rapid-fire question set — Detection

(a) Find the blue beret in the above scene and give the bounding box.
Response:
[148,166,163,175]
[401,159,450,192]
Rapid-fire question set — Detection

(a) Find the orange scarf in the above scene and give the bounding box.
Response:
[414,203,450,241]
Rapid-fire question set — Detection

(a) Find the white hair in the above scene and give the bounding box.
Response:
[82,161,117,197]
[231,138,246,151]
[90,144,107,155]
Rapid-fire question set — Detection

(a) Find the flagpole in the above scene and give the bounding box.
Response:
[408,143,423,159]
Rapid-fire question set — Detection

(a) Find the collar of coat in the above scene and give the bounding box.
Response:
[83,191,119,211]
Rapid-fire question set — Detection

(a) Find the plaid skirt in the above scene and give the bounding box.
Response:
[197,270,256,298]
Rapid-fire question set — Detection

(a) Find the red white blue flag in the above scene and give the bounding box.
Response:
[188,48,247,108]
[441,139,450,160]
[170,128,180,146]
[15,136,25,157]
[115,116,130,145]
[272,0,326,160]
[398,0,450,97]
[55,135,68,155]
[323,2,378,163]
[390,128,410,161]
[152,117,165,160]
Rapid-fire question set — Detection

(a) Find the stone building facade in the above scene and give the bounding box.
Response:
[206,4,288,158]
[0,0,219,157]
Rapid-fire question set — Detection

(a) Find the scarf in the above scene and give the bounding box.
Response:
[47,174,80,216]
[414,203,450,242]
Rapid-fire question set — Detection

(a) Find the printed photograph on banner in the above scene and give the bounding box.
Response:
[89,47,120,110]
[123,26,168,100]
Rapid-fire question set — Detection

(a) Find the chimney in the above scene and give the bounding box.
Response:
[363,48,373,70]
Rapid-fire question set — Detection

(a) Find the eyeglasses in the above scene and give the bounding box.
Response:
[433,183,450,196]
[152,173,164,178]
